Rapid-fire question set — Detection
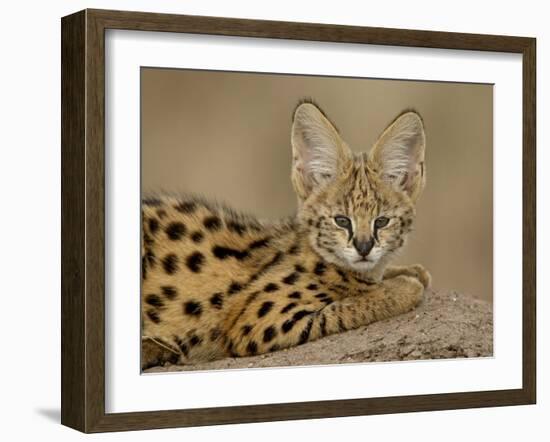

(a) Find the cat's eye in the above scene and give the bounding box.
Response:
[334,215,351,229]
[374,216,390,229]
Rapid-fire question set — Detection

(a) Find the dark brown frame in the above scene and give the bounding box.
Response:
[61,8,536,433]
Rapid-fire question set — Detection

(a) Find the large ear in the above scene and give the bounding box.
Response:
[291,101,352,204]
[368,111,426,202]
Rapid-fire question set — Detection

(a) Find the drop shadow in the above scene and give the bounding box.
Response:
[35,408,60,423]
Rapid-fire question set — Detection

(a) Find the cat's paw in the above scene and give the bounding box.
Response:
[405,264,432,289]
[383,275,424,312]
[383,264,431,289]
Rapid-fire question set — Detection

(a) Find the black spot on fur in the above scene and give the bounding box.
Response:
[209,293,224,309]
[145,250,155,267]
[178,342,189,356]
[282,308,313,334]
[263,326,277,343]
[189,335,202,347]
[282,272,300,285]
[294,264,306,273]
[226,340,234,354]
[248,273,260,284]
[143,198,162,206]
[248,252,283,284]
[191,231,204,243]
[269,252,284,267]
[145,294,164,308]
[143,233,154,246]
[331,283,348,293]
[148,218,159,234]
[242,325,253,336]
[156,209,167,219]
[315,293,329,299]
[293,309,314,321]
[314,261,326,276]
[161,286,177,300]
[227,221,247,236]
[146,310,160,324]
[186,252,205,273]
[228,281,243,295]
[212,245,249,260]
[320,314,327,336]
[258,301,274,318]
[269,344,280,352]
[336,269,349,282]
[246,341,258,355]
[248,237,270,249]
[288,291,302,299]
[288,244,300,255]
[166,222,186,240]
[307,283,319,291]
[264,283,279,293]
[203,216,222,231]
[240,292,259,312]
[210,328,221,342]
[162,254,178,274]
[184,301,202,316]
[298,318,314,344]
[281,302,297,314]
[175,201,197,213]
[174,337,189,356]
[282,319,295,333]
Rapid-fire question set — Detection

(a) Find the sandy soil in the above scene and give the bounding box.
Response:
[144,289,493,373]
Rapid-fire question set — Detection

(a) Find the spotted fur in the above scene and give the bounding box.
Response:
[141,101,430,369]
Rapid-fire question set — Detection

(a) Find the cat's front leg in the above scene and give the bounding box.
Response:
[305,274,424,340]
[226,275,424,357]
[383,264,432,289]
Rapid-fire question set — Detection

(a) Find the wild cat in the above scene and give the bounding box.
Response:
[141,100,431,369]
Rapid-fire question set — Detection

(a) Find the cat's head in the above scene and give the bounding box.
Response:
[291,100,426,273]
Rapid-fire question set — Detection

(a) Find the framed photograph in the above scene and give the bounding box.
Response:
[61,9,536,433]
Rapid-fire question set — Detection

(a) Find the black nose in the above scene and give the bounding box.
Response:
[353,238,374,257]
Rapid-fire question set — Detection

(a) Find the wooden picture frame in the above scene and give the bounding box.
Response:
[61,8,536,433]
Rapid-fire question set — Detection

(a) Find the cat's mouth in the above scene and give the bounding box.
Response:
[350,257,376,271]
[338,248,377,270]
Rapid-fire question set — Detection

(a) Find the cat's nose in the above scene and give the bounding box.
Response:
[353,237,374,257]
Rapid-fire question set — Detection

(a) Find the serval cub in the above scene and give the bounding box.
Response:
[142,100,431,369]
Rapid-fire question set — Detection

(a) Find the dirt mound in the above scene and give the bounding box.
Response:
[145,289,493,373]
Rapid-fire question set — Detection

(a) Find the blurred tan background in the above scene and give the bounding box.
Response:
[141,68,493,302]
